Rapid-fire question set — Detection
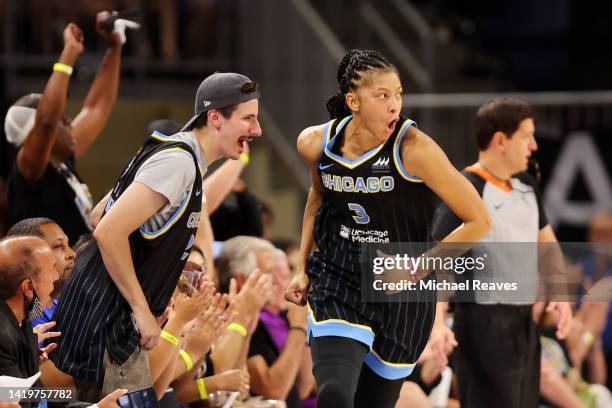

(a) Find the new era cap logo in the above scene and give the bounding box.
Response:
[203,100,211,108]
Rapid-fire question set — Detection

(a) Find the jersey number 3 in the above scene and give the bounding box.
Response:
[348,203,370,224]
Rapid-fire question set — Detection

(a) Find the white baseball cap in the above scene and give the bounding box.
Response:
[4,93,41,147]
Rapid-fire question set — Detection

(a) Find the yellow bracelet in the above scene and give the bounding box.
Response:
[196,378,208,400]
[239,152,250,166]
[581,331,595,347]
[179,349,194,371]
[227,322,247,337]
[53,63,73,76]
[160,330,179,346]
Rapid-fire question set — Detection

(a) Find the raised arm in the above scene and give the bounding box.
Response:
[71,11,124,158]
[285,124,325,306]
[203,151,248,214]
[16,24,83,181]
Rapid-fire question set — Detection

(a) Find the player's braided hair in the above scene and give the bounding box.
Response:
[326,49,397,119]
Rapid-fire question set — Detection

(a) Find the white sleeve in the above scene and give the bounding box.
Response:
[134,149,196,208]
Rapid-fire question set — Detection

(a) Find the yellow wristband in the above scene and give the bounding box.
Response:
[160,330,179,346]
[196,378,208,400]
[239,152,250,166]
[227,322,247,337]
[53,63,73,76]
[179,349,194,371]
[581,331,595,347]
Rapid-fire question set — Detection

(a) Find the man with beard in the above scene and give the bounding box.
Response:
[7,217,75,327]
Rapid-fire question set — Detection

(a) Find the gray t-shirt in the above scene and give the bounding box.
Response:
[134,131,207,231]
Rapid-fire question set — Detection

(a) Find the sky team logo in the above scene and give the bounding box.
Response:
[372,156,390,173]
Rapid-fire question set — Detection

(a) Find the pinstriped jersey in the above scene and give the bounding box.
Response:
[313,115,435,274]
[51,133,203,381]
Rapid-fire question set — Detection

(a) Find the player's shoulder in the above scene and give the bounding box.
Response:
[297,123,327,163]
[460,166,488,194]
[400,123,436,155]
[139,143,195,176]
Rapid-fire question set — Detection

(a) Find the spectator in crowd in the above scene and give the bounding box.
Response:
[0,236,129,408]
[147,281,233,401]
[50,71,261,402]
[6,217,75,329]
[4,13,134,245]
[215,236,305,406]
[170,271,270,405]
[537,306,612,408]
[0,236,57,382]
[212,238,276,375]
[574,208,612,388]
[225,240,313,408]
[143,263,272,405]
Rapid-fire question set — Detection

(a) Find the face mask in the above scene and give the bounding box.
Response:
[24,288,43,321]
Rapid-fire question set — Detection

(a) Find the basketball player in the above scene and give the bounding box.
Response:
[50,73,262,401]
[285,49,491,408]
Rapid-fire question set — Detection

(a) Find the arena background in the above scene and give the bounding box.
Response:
[1,0,611,242]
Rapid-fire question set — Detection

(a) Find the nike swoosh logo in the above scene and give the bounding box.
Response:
[494,203,503,210]
[195,190,202,196]
[319,163,334,170]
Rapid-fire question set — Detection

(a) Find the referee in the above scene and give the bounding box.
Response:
[432,98,572,407]
[50,73,262,401]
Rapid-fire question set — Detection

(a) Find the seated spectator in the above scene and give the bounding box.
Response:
[151,277,259,405]
[0,236,58,383]
[6,217,75,328]
[0,236,128,408]
[216,236,276,293]
[4,12,134,244]
[536,303,612,408]
[214,236,311,406]
[574,209,612,387]
[540,329,612,408]
[245,246,314,408]
[210,238,275,377]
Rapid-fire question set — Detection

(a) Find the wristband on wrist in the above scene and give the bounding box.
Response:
[289,326,307,336]
[581,331,595,347]
[160,330,179,346]
[239,152,250,166]
[196,378,208,400]
[227,322,248,337]
[179,349,194,371]
[53,63,73,76]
